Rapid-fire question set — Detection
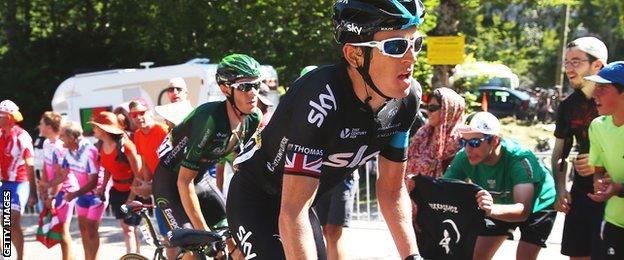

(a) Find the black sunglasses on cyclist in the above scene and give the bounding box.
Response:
[230,81,261,92]
[349,36,424,58]
[459,135,492,148]
[425,103,441,112]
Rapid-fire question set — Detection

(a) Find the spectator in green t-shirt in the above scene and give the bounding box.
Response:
[443,112,556,260]
[583,61,624,260]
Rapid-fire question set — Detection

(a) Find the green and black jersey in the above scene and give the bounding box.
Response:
[157,101,261,178]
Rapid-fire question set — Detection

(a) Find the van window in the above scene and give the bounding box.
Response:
[494,91,510,103]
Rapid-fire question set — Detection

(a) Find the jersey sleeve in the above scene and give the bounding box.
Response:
[588,119,604,167]
[281,82,335,179]
[380,84,420,162]
[443,151,468,180]
[180,107,216,171]
[86,145,100,175]
[509,156,537,185]
[52,147,61,165]
[553,98,570,139]
[61,156,69,169]
[18,131,34,160]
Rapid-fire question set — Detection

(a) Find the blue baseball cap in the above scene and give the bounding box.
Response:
[584,61,624,86]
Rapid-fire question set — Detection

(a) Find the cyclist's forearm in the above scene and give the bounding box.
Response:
[215,163,225,192]
[377,181,418,258]
[377,157,418,258]
[178,178,208,230]
[278,207,317,259]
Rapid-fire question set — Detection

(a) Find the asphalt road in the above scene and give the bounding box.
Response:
[1,212,568,260]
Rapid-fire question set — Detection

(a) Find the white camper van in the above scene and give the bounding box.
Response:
[51,58,278,134]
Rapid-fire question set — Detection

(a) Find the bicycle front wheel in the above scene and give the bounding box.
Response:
[119,253,150,260]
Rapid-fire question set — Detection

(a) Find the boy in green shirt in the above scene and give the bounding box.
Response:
[584,61,624,259]
[444,112,556,260]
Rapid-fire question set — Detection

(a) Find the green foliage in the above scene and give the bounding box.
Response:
[0,0,623,129]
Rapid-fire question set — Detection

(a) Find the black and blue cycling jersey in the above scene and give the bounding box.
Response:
[234,63,420,198]
[227,63,421,260]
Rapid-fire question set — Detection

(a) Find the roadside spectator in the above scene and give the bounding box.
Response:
[37,111,77,260]
[90,111,143,254]
[129,97,175,259]
[166,77,189,103]
[583,61,624,259]
[0,99,36,260]
[551,36,608,260]
[444,112,557,260]
[155,77,194,129]
[129,99,168,194]
[407,87,465,178]
[58,121,106,260]
[113,105,137,138]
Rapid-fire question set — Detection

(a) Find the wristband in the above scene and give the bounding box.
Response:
[405,254,421,260]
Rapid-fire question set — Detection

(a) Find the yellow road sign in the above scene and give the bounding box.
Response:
[426,36,465,65]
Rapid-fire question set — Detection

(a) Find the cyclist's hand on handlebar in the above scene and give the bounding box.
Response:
[476,189,493,216]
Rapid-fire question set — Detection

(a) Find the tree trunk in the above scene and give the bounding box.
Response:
[3,0,20,50]
[430,0,461,89]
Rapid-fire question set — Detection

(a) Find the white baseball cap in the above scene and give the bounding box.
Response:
[168,77,188,90]
[459,112,501,136]
[570,37,608,65]
[0,100,23,122]
[154,100,194,126]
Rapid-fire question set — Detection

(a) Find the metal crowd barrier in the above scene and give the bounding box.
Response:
[24,152,573,222]
[350,152,575,222]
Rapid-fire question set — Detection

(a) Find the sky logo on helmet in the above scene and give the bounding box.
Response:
[344,22,363,35]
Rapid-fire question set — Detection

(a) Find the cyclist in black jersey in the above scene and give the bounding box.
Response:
[227,1,426,259]
[151,54,262,258]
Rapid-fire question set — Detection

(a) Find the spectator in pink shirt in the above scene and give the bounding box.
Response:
[58,121,106,260]
[37,111,78,260]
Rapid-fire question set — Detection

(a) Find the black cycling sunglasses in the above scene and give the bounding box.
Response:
[230,81,261,92]
[425,103,441,112]
[459,135,492,148]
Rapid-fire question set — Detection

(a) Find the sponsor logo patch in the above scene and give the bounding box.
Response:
[284,152,323,178]
[307,84,336,127]
[340,128,367,139]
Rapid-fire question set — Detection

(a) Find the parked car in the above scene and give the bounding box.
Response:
[472,86,537,120]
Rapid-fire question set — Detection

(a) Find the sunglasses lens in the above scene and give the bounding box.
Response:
[459,138,485,148]
[426,104,441,112]
[383,39,409,55]
[130,111,145,118]
[235,82,261,92]
[468,139,482,148]
[413,37,423,52]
